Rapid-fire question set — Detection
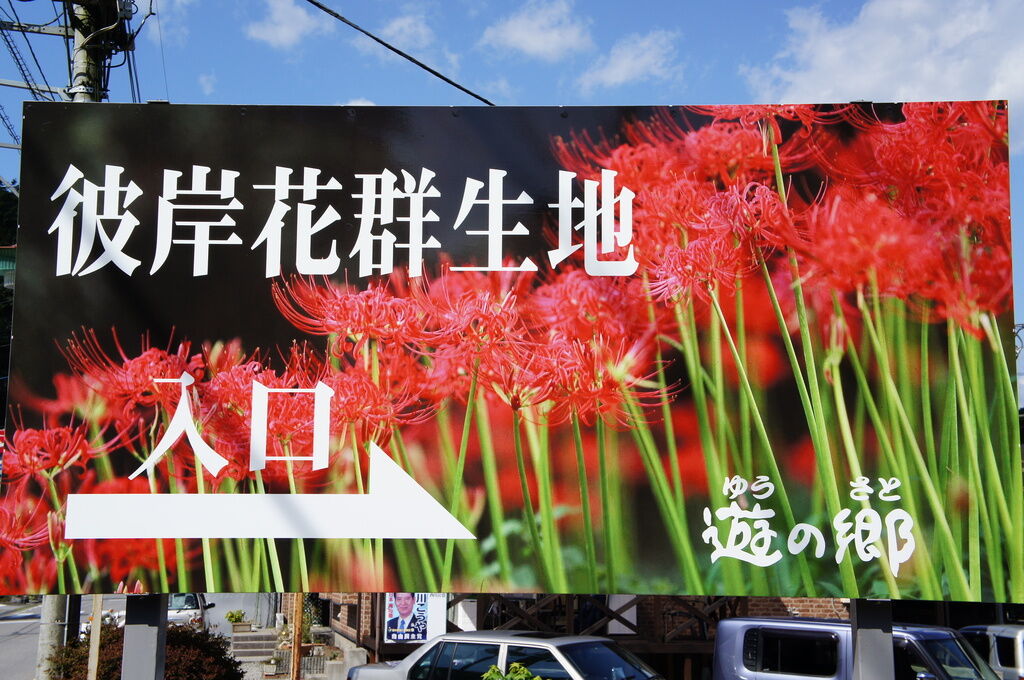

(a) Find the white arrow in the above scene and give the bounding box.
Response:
[65,443,474,540]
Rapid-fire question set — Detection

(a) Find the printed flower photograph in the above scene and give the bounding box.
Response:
[0,101,1018,601]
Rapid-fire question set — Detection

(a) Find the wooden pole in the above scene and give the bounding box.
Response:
[86,594,103,680]
[290,593,304,680]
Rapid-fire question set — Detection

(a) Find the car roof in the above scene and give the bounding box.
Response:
[961,624,1024,636]
[719,617,959,639]
[428,630,612,646]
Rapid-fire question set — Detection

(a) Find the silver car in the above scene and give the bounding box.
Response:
[347,630,663,680]
[713,617,999,680]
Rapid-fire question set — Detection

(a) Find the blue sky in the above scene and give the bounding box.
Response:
[0,0,1022,323]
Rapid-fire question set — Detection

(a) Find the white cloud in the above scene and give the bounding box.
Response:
[578,30,680,95]
[147,0,197,46]
[343,98,376,106]
[483,76,515,102]
[245,0,332,50]
[744,0,1024,147]
[198,72,216,96]
[480,0,593,62]
[353,12,435,58]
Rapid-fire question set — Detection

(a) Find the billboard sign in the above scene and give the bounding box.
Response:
[0,102,1018,601]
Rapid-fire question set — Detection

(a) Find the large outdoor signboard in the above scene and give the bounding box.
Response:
[0,102,1018,601]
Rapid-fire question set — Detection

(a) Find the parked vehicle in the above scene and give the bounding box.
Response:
[167,592,215,630]
[961,624,1024,680]
[346,630,664,680]
[713,617,998,680]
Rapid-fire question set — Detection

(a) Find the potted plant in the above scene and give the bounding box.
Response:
[262,656,279,677]
[224,609,251,633]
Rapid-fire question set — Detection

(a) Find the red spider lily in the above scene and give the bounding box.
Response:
[15,373,102,426]
[684,103,855,147]
[62,330,204,428]
[272,276,429,354]
[202,338,250,377]
[325,360,435,445]
[3,424,101,482]
[200,362,329,487]
[417,270,534,402]
[799,189,937,300]
[545,333,666,426]
[525,268,655,344]
[648,183,794,303]
[0,491,50,552]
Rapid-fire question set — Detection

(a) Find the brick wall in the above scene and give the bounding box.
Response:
[746,597,849,619]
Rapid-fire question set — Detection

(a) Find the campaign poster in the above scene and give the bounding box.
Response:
[384,592,446,643]
[0,102,1018,602]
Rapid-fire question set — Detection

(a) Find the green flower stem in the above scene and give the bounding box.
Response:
[841,323,941,599]
[475,392,512,583]
[920,312,937,474]
[642,274,684,506]
[282,451,310,592]
[769,126,859,594]
[571,411,599,592]
[735,278,754,481]
[950,325,1001,599]
[621,390,704,594]
[962,330,1013,538]
[512,409,551,589]
[162,454,190,593]
[823,326,900,597]
[858,297,970,598]
[985,315,1024,599]
[708,290,817,594]
[236,538,253,591]
[442,363,480,590]
[671,299,744,595]
[348,429,365,495]
[254,471,285,592]
[522,409,568,591]
[221,535,242,591]
[193,453,218,592]
[390,429,439,591]
[596,415,617,591]
[144,473,171,592]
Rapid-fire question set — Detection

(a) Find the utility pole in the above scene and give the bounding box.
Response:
[26,3,137,678]
[69,1,101,102]
[34,594,69,680]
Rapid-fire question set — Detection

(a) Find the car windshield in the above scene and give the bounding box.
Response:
[919,638,1000,680]
[560,642,662,680]
[168,594,198,610]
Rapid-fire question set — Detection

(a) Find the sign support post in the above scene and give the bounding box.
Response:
[851,598,894,680]
[120,593,168,680]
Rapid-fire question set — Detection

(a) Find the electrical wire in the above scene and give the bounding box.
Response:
[5,0,56,99]
[299,0,494,106]
[153,0,169,100]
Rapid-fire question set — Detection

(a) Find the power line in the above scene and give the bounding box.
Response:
[5,0,56,97]
[299,0,495,106]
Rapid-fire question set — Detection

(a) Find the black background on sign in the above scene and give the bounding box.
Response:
[10,103,677,412]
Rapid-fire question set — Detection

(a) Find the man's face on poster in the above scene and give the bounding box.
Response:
[395,592,415,619]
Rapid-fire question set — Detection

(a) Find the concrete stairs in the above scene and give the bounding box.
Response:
[230,628,279,662]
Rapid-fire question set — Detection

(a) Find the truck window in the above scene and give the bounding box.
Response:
[995,636,1017,667]
[961,632,991,662]
[893,641,930,680]
[743,629,838,676]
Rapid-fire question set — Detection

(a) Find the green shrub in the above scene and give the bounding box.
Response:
[224,609,246,624]
[48,624,243,680]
